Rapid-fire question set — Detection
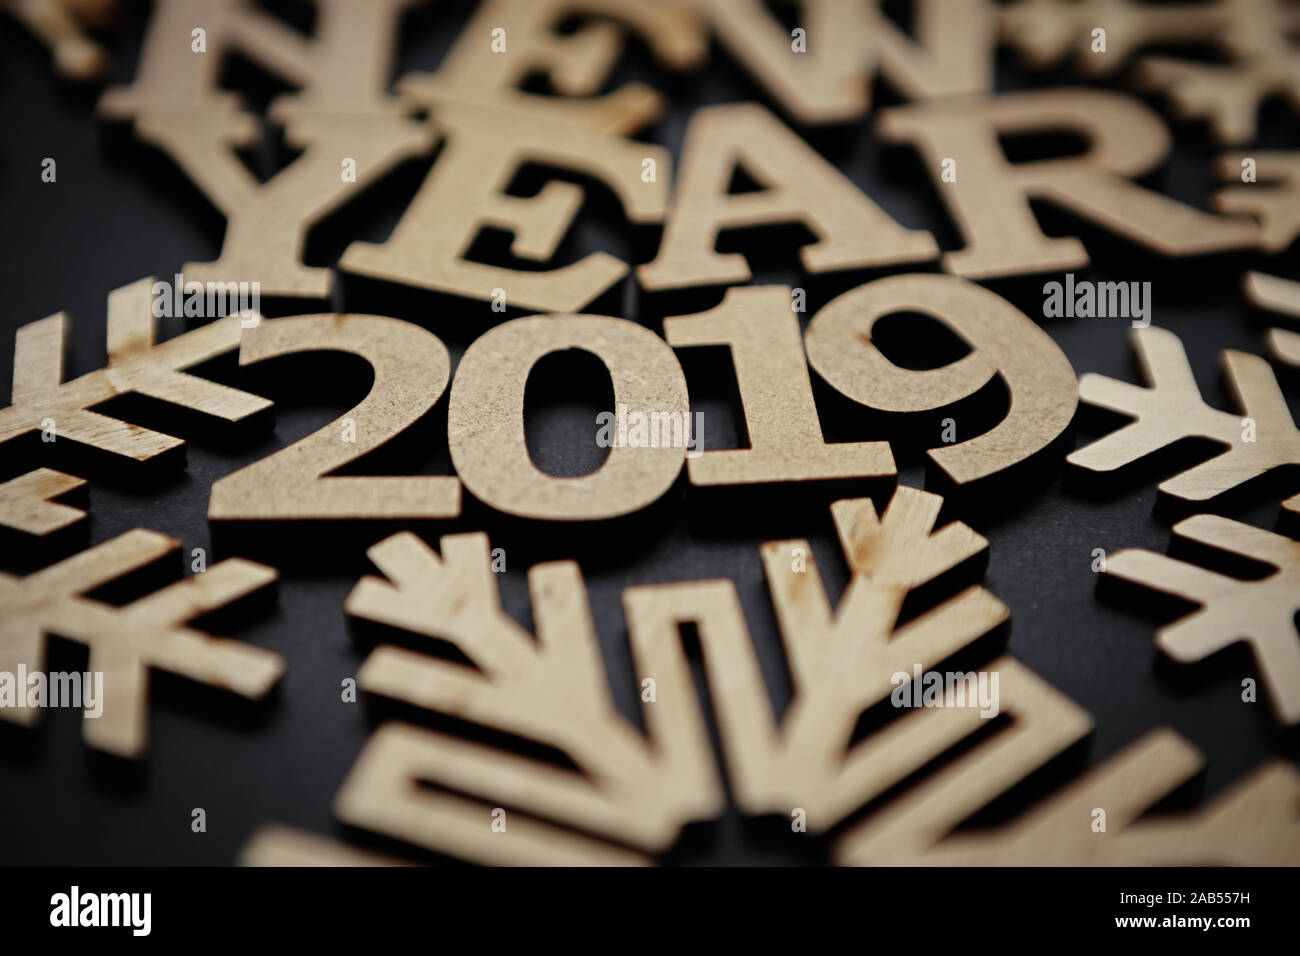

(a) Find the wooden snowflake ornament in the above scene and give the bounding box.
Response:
[1134,0,1300,145]
[335,486,1041,864]
[339,529,720,865]
[1068,326,1300,510]
[0,529,283,758]
[1105,515,1300,725]
[322,486,1300,865]
[1214,152,1300,253]
[0,468,86,538]
[1,0,117,81]
[1000,0,1238,75]
[1243,271,1300,371]
[0,277,270,466]
[850,728,1300,865]
[1003,0,1300,144]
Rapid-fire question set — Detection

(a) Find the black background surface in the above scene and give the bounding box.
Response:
[1,0,1298,865]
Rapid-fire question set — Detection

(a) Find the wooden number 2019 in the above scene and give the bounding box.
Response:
[206,275,1078,523]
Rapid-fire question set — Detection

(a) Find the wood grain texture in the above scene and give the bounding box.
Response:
[1243,272,1300,384]
[805,273,1077,485]
[131,111,435,300]
[342,100,669,312]
[1068,325,1300,508]
[877,88,1259,278]
[98,0,434,298]
[0,468,86,536]
[1000,0,1240,75]
[208,314,461,522]
[844,728,1300,864]
[639,102,936,291]
[663,285,895,485]
[1133,0,1299,145]
[1106,515,1300,725]
[0,529,282,758]
[99,0,422,119]
[695,0,995,124]
[397,0,705,133]
[286,487,1296,864]
[0,277,270,463]
[6,0,1294,871]
[338,530,716,864]
[335,488,1082,863]
[447,314,688,520]
[1214,152,1300,253]
[689,488,1075,829]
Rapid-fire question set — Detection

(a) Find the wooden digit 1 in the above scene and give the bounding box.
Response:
[208,315,460,521]
[447,315,688,520]
[663,286,895,486]
[804,274,1077,487]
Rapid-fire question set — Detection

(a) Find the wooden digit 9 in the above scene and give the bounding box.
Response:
[805,274,1077,486]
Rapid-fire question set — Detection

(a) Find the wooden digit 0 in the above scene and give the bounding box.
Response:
[447,314,688,520]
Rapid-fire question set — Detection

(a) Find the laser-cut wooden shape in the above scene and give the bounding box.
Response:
[398,0,706,134]
[99,0,421,120]
[1272,326,1300,368]
[1243,271,1300,369]
[1,0,117,81]
[130,112,435,300]
[696,0,996,124]
[1215,153,1300,253]
[639,103,936,292]
[337,530,719,864]
[98,0,434,299]
[1244,269,1300,318]
[674,489,1090,829]
[841,728,1300,864]
[1138,56,1300,147]
[0,529,282,758]
[877,89,1259,278]
[805,273,1077,486]
[1068,326,1300,507]
[240,826,412,867]
[1135,0,1300,145]
[447,314,687,520]
[0,277,270,464]
[0,468,86,537]
[1003,0,1300,145]
[1268,329,1300,369]
[327,484,1296,864]
[208,315,460,522]
[342,101,668,312]
[1001,0,1238,75]
[663,286,895,485]
[1106,515,1300,725]
[334,488,1089,864]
